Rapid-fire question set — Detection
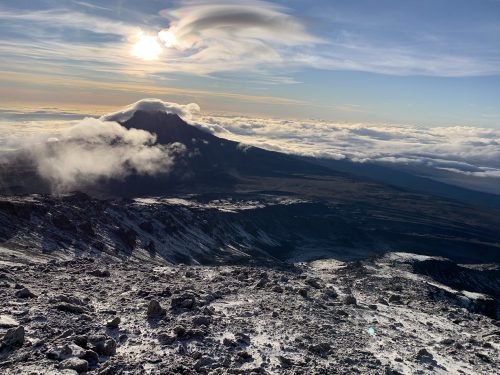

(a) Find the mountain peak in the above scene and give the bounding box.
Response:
[100,98,200,123]
[120,109,216,146]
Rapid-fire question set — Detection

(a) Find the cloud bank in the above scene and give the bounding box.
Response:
[196,114,500,183]
[101,98,200,123]
[5,117,185,193]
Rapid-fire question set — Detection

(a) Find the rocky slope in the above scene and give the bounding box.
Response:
[0,253,499,375]
[2,192,500,267]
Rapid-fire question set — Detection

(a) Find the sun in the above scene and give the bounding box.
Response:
[131,35,162,61]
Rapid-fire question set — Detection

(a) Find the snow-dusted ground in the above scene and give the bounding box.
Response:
[0,253,498,374]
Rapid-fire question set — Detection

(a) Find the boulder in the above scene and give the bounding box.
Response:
[147,300,166,318]
[88,335,116,356]
[15,287,36,299]
[171,293,196,309]
[59,358,88,373]
[1,326,24,348]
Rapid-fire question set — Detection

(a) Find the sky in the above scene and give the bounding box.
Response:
[1,0,500,127]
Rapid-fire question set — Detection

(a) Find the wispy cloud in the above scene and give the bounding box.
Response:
[0,0,499,85]
[0,8,137,35]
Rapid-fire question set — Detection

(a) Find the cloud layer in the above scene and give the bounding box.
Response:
[196,114,500,183]
[4,117,185,193]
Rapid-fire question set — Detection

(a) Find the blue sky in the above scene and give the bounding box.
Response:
[0,0,499,127]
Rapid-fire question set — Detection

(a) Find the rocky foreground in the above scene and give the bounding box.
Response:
[0,253,498,374]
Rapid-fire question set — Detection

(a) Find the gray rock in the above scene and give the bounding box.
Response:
[0,315,19,328]
[342,295,357,305]
[88,269,110,277]
[88,335,116,356]
[171,293,196,309]
[147,300,166,318]
[158,332,176,345]
[194,355,214,370]
[272,285,284,293]
[15,287,36,298]
[416,348,433,361]
[308,342,331,356]
[389,294,402,304]
[192,315,211,326]
[236,350,253,362]
[235,332,251,345]
[55,303,85,314]
[305,277,322,289]
[59,358,88,373]
[440,338,454,345]
[278,355,294,368]
[1,326,24,348]
[255,277,268,288]
[82,350,99,366]
[47,343,85,361]
[377,297,389,306]
[106,317,121,328]
[324,288,338,299]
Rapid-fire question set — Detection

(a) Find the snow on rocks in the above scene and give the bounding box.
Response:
[0,256,497,374]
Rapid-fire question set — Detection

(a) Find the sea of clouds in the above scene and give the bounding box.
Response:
[196,114,500,180]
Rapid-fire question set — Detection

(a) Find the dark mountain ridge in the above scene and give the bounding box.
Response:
[107,111,336,196]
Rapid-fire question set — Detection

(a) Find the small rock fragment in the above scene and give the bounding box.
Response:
[342,295,357,305]
[106,317,121,329]
[416,348,433,361]
[88,269,110,277]
[305,277,322,289]
[389,294,402,304]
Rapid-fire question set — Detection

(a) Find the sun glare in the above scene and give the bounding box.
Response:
[132,35,162,61]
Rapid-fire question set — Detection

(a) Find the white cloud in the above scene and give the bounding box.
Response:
[101,98,200,122]
[154,1,321,75]
[11,117,185,193]
[1,1,499,79]
[196,114,500,180]
[0,8,138,35]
